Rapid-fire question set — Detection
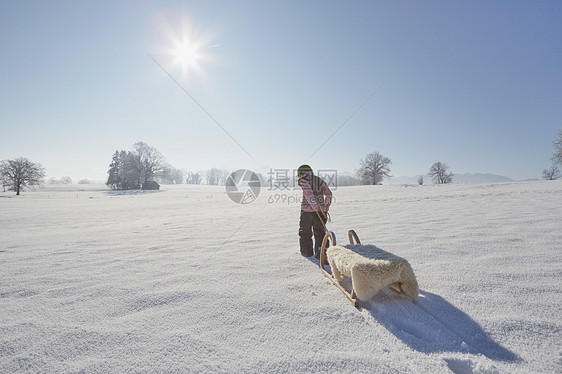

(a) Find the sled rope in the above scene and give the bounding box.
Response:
[311,200,331,233]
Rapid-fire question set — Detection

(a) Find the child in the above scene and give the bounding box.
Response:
[297,165,332,258]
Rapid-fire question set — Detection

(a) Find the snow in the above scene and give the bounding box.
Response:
[1,181,561,373]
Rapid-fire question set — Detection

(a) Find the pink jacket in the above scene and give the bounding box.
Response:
[298,171,332,213]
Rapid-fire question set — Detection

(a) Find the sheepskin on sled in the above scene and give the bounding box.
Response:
[326,244,419,302]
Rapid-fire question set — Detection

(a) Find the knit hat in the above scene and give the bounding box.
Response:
[297,164,313,177]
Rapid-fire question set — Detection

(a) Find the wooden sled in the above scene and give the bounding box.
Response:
[319,230,418,308]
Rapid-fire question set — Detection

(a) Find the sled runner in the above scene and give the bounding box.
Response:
[319,230,419,308]
[319,231,358,307]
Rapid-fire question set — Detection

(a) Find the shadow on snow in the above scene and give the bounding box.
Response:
[365,290,520,362]
[307,256,519,362]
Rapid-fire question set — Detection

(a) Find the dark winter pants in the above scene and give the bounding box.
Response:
[299,211,328,257]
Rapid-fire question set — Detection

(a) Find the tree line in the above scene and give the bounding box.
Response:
[355,151,454,185]
[2,131,561,194]
[355,130,561,184]
[105,141,237,190]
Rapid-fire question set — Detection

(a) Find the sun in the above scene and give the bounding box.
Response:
[169,37,203,75]
[150,11,216,80]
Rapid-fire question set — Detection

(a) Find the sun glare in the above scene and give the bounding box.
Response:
[151,11,216,80]
[170,37,203,74]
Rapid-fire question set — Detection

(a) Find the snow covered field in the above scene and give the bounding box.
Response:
[1,181,561,373]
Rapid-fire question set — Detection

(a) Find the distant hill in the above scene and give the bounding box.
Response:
[389,173,515,185]
[453,173,514,184]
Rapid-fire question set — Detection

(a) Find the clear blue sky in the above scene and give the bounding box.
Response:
[1,0,561,182]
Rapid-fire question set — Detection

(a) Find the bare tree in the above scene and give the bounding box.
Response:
[356,151,392,185]
[552,129,562,165]
[0,157,46,195]
[167,166,185,184]
[428,162,453,184]
[49,176,72,184]
[171,168,185,184]
[417,175,424,185]
[159,167,184,184]
[186,172,202,185]
[206,168,229,185]
[542,164,561,180]
[60,176,72,184]
[133,142,167,185]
